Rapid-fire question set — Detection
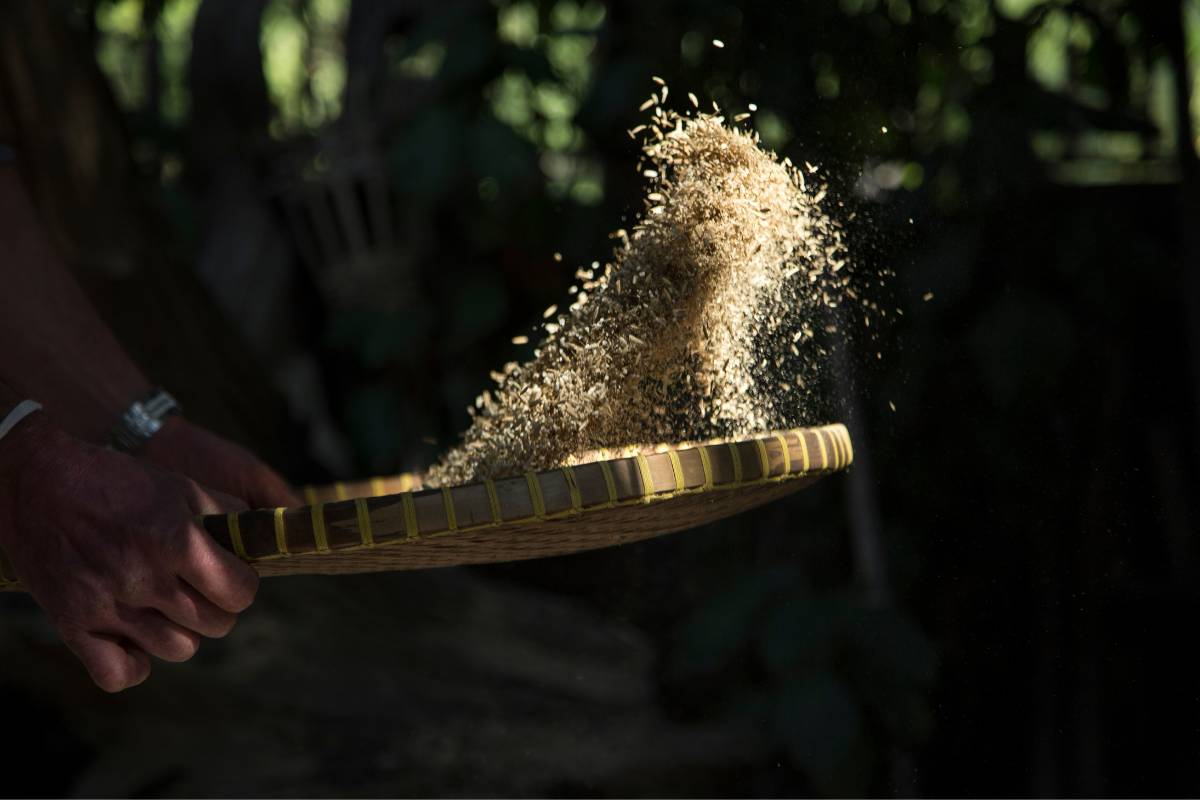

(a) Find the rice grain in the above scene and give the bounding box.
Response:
[425,99,852,486]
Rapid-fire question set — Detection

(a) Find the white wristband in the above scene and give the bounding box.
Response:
[0,400,42,444]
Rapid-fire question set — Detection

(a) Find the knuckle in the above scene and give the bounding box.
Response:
[115,566,154,601]
[90,658,134,693]
[165,631,201,662]
[161,525,192,566]
[94,673,125,693]
[228,572,259,613]
[210,613,237,638]
[154,581,184,609]
[56,597,114,634]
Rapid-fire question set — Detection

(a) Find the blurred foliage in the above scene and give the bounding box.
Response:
[261,0,350,135]
[84,0,1200,240]
[70,0,1200,794]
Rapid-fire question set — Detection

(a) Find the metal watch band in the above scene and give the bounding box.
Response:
[108,388,181,453]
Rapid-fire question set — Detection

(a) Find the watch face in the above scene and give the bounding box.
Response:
[108,390,180,453]
[127,405,161,438]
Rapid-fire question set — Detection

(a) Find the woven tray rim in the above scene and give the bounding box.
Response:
[0,423,851,590]
[214,423,850,561]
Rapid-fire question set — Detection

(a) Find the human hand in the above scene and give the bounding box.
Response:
[0,415,259,692]
[141,416,299,509]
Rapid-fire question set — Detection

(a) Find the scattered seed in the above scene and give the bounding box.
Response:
[425,92,860,487]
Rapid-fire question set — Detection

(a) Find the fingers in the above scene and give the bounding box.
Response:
[176,521,259,614]
[154,578,239,639]
[176,479,258,612]
[111,606,201,663]
[60,627,151,693]
[61,578,240,693]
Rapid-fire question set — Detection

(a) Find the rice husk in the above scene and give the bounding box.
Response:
[424,100,850,487]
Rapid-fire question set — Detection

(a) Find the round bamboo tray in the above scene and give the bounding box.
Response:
[0,424,851,589]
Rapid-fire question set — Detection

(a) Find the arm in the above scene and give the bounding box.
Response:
[0,162,290,691]
[0,164,150,443]
[0,163,296,508]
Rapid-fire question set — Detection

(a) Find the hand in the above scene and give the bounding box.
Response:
[0,415,259,692]
[141,416,300,509]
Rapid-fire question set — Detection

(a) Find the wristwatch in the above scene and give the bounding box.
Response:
[108,388,182,453]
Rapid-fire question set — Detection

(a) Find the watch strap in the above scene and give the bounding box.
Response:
[0,399,42,444]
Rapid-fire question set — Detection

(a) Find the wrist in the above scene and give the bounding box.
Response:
[139,414,188,465]
[0,412,70,543]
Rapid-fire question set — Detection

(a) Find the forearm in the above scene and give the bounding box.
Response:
[0,166,296,509]
[0,165,150,442]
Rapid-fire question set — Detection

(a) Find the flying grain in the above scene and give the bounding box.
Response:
[425,97,853,486]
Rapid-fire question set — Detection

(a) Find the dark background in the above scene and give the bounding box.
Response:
[1,0,1198,795]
